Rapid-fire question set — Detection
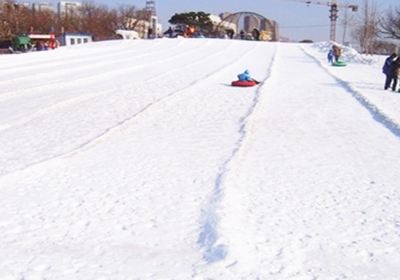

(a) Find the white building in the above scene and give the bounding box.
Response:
[32,2,54,12]
[57,1,81,16]
[58,32,92,46]
[123,16,162,39]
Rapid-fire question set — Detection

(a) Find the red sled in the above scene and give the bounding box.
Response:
[231,80,258,87]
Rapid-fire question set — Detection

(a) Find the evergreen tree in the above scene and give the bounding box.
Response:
[169,12,213,34]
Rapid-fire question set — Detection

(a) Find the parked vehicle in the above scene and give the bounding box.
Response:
[9,33,59,53]
[10,35,33,52]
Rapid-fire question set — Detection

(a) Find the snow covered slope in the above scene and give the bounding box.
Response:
[0,39,399,279]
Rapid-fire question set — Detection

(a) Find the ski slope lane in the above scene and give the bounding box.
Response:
[202,43,400,279]
[0,40,277,279]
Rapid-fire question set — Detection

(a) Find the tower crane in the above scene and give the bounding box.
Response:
[285,0,358,41]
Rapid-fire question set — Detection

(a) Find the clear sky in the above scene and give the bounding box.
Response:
[71,0,400,42]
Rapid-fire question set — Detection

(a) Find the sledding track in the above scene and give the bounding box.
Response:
[1,40,400,280]
[195,44,278,268]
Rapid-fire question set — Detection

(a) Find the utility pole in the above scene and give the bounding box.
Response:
[329,1,338,41]
[145,0,157,38]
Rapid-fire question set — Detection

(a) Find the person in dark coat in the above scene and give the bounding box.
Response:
[389,57,400,92]
[164,27,173,38]
[383,53,397,90]
[252,28,260,41]
[147,28,153,39]
[240,30,245,40]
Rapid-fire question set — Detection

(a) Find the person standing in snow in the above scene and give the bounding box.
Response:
[252,28,260,41]
[389,56,400,92]
[164,27,173,38]
[332,44,342,62]
[327,49,334,64]
[383,53,397,90]
[240,30,245,40]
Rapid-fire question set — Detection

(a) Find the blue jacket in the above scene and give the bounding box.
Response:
[237,71,252,81]
[383,56,395,75]
[327,50,334,61]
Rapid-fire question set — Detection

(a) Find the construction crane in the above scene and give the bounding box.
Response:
[285,0,358,41]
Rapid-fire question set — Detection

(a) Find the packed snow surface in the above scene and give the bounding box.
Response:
[0,38,400,279]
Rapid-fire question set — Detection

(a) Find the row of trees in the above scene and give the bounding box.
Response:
[0,0,150,41]
[345,0,400,54]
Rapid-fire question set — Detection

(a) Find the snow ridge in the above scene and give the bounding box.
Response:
[302,47,400,138]
[197,45,278,264]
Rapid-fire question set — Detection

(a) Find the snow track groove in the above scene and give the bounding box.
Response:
[195,43,279,266]
[302,47,400,138]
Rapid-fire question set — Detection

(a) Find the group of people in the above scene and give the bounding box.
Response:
[35,40,49,51]
[163,25,196,38]
[326,45,399,92]
[237,29,260,41]
[383,53,400,92]
[238,46,400,92]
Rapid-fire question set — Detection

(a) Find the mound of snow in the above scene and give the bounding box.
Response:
[312,41,378,65]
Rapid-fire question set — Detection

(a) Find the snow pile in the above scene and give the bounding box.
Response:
[312,41,377,64]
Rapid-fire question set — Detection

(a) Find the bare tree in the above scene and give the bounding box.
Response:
[117,4,137,30]
[340,1,357,44]
[119,7,152,32]
[352,0,380,54]
[58,2,81,33]
[0,0,146,42]
[78,3,118,41]
[0,0,31,40]
[30,10,56,34]
[380,6,400,39]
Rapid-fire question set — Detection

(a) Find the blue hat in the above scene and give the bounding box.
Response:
[244,70,249,74]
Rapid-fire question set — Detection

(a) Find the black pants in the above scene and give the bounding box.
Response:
[393,76,398,91]
[384,73,396,90]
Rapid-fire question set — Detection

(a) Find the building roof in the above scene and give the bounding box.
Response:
[63,32,92,37]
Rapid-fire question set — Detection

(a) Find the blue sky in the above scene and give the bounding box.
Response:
[74,0,400,41]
